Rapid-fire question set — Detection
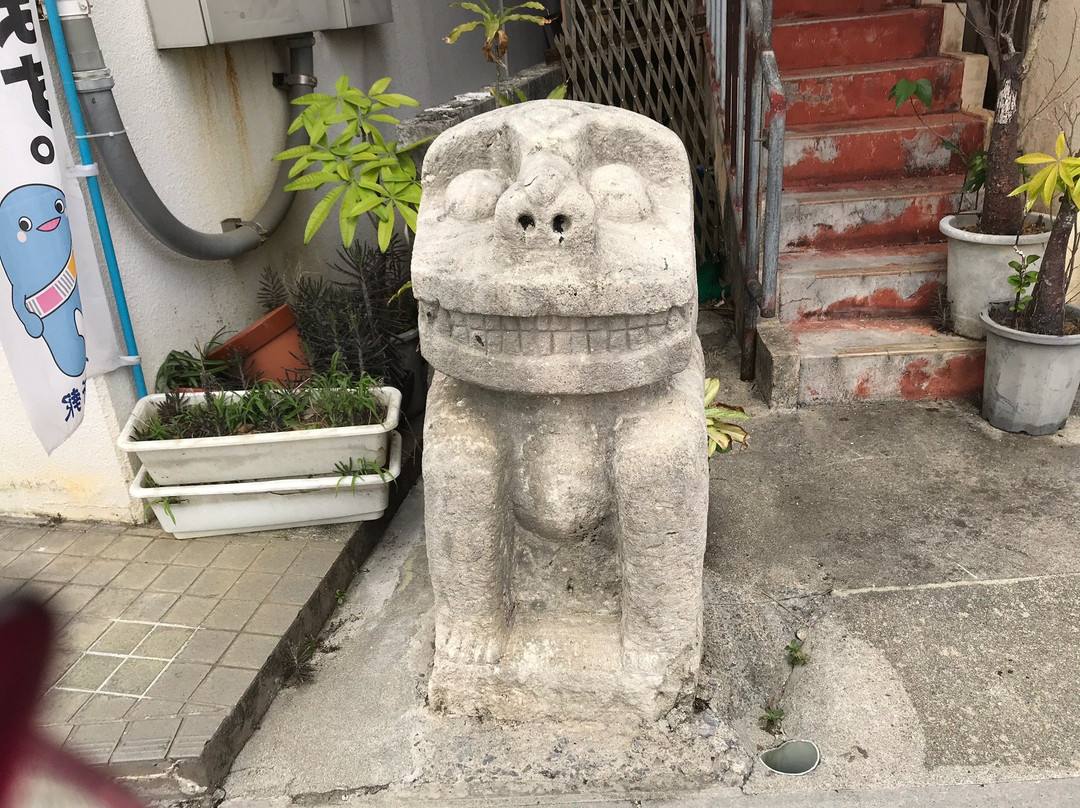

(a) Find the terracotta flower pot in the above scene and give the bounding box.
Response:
[209,304,309,385]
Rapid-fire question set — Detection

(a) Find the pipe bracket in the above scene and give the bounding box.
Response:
[75,129,127,139]
[221,218,268,242]
[74,73,114,92]
[273,72,318,89]
[65,163,99,178]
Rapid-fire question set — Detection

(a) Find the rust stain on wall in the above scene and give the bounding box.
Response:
[898,354,984,400]
[798,279,941,319]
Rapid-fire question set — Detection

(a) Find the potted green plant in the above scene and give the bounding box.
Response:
[933,0,1056,338]
[205,304,310,386]
[259,235,427,416]
[980,131,1080,434]
[117,358,402,486]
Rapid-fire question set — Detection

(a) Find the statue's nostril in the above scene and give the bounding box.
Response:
[518,214,536,231]
[552,214,569,234]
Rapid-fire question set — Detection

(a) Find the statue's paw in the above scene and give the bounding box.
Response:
[444,622,509,665]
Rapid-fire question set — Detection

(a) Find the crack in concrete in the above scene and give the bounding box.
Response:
[290,783,391,805]
[743,583,829,791]
[833,570,1080,598]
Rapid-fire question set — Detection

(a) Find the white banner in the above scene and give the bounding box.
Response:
[0,3,122,453]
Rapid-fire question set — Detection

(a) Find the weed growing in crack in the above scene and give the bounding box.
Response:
[761,704,785,735]
[785,638,809,667]
[283,634,344,687]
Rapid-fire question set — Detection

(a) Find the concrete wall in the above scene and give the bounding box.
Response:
[0,0,547,521]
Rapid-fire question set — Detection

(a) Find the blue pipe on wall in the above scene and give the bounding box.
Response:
[40,0,147,399]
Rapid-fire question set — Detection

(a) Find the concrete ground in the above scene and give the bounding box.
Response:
[213,319,1080,808]
[3,428,420,805]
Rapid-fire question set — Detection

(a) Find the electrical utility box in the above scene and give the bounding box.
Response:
[145,0,393,49]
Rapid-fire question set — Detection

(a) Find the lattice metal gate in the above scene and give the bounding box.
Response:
[556,0,722,267]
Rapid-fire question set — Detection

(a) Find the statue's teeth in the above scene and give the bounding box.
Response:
[439,309,681,354]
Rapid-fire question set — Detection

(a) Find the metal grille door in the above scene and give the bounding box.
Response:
[557,0,722,266]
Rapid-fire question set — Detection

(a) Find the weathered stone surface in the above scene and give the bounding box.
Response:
[412,100,708,719]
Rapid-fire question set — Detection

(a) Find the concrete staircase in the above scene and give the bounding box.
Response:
[757,0,988,406]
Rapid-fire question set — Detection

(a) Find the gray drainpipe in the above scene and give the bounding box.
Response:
[57,10,315,261]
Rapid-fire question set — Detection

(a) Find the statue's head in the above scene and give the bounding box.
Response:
[412,100,696,395]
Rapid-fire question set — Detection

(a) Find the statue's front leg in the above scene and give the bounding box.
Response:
[424,372,515,667]
[611,358,708,677]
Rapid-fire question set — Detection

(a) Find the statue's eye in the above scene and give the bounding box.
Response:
[18,217,31,232]
[54,198,65,214]
[587,164,651,221]
[445,169,508,221]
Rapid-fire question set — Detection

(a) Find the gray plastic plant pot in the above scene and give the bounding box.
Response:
[981,306,1080,435]
[759,739,821,776]
[940,213,1051,339]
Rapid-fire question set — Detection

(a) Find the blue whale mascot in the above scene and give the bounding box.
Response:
[0,184,86,378]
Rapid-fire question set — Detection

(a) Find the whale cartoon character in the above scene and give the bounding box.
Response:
[0,184,86,377]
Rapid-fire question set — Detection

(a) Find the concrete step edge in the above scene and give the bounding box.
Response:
[774,6,939,26]
[783,175,963,203]
[785,112,985,139]
[782,54,962,80]
[780,261,946,279]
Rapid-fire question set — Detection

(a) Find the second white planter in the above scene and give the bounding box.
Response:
[131,433,403,538]
[940,213,1052,339]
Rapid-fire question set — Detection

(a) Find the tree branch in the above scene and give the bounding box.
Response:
[965,0,1002,77]
[1001,0,1019,42]
[1022,0,1052,75]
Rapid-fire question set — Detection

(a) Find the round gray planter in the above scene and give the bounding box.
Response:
[981,306,1080,435]
[940,213,1052,339]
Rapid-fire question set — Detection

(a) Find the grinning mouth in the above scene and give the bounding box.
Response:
[421,303,688,355]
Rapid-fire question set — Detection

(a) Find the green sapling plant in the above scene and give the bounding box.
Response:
[1006,250,1040,325]
[275,76,426,251]
[887,79,987,211]
[445,1,566,105]
[705,377,749,455]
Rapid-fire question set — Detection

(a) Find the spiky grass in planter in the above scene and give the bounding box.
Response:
[134,359,384,442]
[260,235,414,383]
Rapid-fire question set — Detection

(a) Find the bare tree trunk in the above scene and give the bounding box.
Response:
[1024,196,1077,336]
[980,57,1026,235]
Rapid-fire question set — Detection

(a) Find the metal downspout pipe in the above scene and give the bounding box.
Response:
[55,7,316,261]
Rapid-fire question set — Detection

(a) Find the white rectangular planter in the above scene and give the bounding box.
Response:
[130,433,402,539]
[118,387,401,485]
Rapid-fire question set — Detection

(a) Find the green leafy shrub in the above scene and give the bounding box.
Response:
[274,76,425,250]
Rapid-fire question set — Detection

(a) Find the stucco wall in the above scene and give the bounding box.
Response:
[1020,0,1080,155]
[1020,0,1080,303]
[0,0,548,521]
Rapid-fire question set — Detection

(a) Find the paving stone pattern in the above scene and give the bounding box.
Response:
[0,519,342,780]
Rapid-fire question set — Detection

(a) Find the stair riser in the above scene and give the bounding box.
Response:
[780,268,944,322]
[781,191,957,250]
[774,0,913,19]
[785,120,985,185]
[774,8,942,71]
[784,61,963,125]
[798,349,984,403]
